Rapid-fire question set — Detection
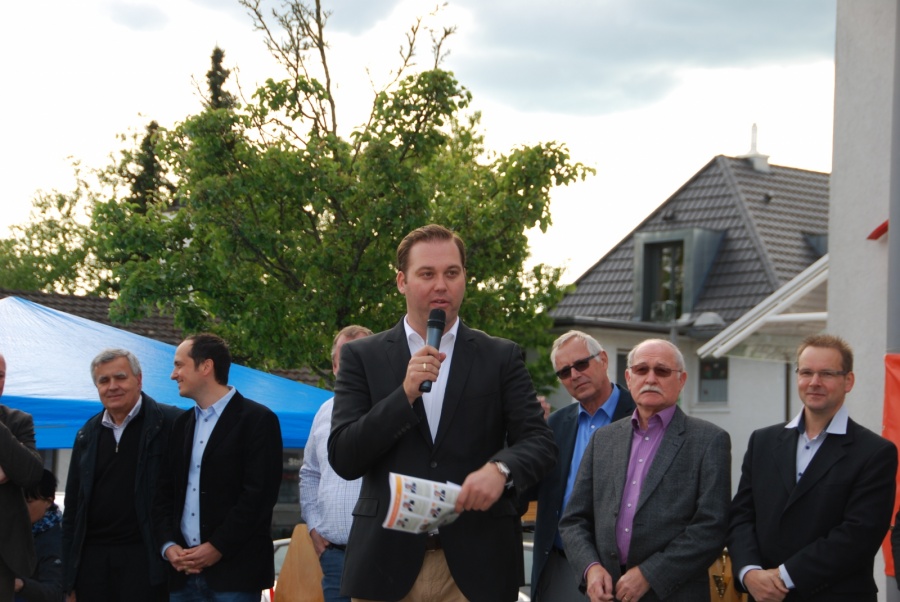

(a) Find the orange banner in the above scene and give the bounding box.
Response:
[881,354,900,576]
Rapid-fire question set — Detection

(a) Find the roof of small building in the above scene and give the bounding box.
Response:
[551,155,830,327]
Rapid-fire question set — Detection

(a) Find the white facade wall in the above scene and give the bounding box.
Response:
[830,0,895,435]
[831,2,895,599]
[690,356,797,495]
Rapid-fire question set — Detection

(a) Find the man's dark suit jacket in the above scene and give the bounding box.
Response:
[328,320,557,602]
[153,391,283,593]
[728,417,897,601]
[530,384,634,599]
[0,404,43,582]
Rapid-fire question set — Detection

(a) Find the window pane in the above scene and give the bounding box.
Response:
[698,358,728,402]
[644,241,684,321]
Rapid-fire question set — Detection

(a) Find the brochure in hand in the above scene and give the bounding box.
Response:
[382,472,462,534]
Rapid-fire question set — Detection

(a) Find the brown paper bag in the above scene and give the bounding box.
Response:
[274,524,326,602]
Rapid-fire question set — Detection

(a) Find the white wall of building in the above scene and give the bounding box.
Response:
[831,2,898,599]
[830,0,895,435]
[690,356,797,494]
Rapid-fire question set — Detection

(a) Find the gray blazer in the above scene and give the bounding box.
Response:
[559,406,731,601]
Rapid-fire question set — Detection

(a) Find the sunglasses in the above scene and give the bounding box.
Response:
[628,364,682,378]
[555,353,599,380]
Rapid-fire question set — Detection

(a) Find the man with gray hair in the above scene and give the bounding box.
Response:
[529,330,635,601]
[62,349,181,602]
[560,338,731,601]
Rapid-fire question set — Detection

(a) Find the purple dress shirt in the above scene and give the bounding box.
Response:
[615,405,677,563]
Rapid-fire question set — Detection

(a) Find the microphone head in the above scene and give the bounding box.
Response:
[426,308,446,329]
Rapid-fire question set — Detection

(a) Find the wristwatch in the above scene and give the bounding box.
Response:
[492,460,511,482]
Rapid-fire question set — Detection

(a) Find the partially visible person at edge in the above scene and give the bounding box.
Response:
[559,338,732,602]
[155,333,283,602]
[62,348,181,602]
[300,325,373,602]
[328,224,558,602]
[0,351,47,602]
[14,469,64,602]
[527,330,635,602]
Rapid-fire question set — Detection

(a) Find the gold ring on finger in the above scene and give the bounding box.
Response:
[423,363,427,371]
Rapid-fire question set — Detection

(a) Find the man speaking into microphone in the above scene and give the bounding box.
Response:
[328,224,557,602]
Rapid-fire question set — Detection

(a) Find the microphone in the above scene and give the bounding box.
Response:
[419,308,446,393]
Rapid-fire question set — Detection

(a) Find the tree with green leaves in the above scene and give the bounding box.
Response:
[126,120,176,213]
[206,46,236,110]
[0,163,102,293]
[3,1,592,388]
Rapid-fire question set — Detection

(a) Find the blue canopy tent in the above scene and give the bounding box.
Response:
[0,296,331,449]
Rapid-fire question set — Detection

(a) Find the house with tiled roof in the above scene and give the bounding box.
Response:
[552,153,828,328]
[546,150,830,486]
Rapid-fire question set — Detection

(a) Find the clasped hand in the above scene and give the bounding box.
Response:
[165,542,223,574]
[744,568,789,602]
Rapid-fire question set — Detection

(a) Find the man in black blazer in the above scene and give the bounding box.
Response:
[728,334,898,601]
[529,330,634,601]
[0,352,43,601]
[154,334,283,601]
[328,224,557,602]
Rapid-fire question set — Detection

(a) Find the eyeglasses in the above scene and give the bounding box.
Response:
[628,364,682,378]
[555,353,599,380]
[795,368,848,381]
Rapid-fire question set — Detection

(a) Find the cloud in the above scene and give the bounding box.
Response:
[191,0,403,36]
[446,0,836,115]
[187,0,247,19]
[323,0,401,35]
[105,1,169,31]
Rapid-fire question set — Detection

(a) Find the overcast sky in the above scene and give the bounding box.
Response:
[0,0,836,282]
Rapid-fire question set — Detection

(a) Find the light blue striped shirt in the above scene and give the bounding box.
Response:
[180,386,237,547]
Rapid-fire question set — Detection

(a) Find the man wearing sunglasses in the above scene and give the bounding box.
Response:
[529,331,635,601]
[728,334,897,602]
[559,338,731,602]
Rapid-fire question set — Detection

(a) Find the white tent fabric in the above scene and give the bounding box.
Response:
[0,296,331,449]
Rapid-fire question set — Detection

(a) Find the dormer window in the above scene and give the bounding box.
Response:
[633,228,724,323]
[644,241,684,322]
